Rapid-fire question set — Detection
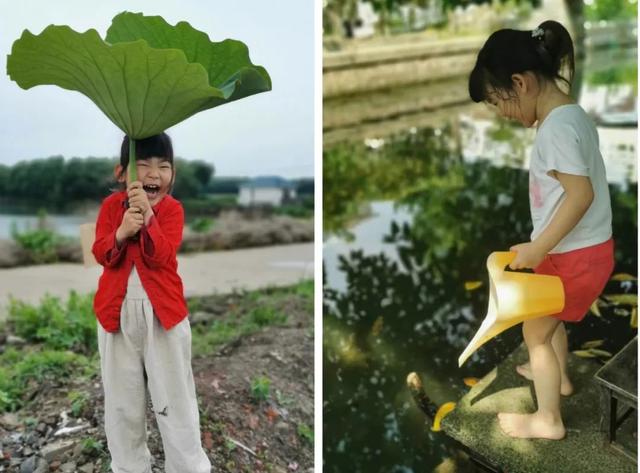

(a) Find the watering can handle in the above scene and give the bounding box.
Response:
[503,251,517,267]
[489,251,517,271]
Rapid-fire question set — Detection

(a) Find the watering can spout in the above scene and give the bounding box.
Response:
[458,252,564,367]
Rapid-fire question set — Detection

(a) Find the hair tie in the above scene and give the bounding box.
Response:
[531,27,545,40]
[531,27,552,66]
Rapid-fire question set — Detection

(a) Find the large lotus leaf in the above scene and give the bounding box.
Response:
[106,12,272,108]
[6,15,271,139]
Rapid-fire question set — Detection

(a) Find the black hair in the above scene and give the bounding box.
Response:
[468,20,575,103]
[117,132,174,179]
[115,132,175,195]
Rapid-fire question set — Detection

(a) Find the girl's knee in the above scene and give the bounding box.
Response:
[523,320,557,347]
[523,330,546,348]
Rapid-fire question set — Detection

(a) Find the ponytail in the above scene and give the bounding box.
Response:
[535,20,575,90]
[468,20,575,103]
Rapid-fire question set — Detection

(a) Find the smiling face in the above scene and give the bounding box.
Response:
[135,157,174,206]
[115,156,175,207]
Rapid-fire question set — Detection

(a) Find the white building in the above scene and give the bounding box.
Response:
[237,176,297,207]
[352,2,378,38]
[399,0,445,30]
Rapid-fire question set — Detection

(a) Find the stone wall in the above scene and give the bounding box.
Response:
[324,36,484,98]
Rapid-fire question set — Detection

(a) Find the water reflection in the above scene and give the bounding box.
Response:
[323,122,637,471]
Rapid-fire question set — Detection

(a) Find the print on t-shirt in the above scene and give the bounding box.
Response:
[529,173,544,209]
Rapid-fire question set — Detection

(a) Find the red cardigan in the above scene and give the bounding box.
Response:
[92,191,188,332]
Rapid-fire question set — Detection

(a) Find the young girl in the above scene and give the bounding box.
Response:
[468,21,614,439]
[92,132,212,472]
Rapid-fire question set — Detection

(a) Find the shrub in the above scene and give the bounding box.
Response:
[11,226,60,264]
[250,376,271,402]
[189,217,215,233]
[248,306,288,327]
[0,347,94,413]
[297,422,314,444]
[9,291,97,354]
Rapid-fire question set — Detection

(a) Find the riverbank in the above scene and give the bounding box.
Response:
[0,212,313,268]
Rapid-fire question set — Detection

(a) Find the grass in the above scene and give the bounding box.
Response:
[0,291,98,413]
[11,227,60,263]
[191,319,257,357]
[68,390,91,418]
[293,279,314,300]
[249,306,288,327]
[81,436,105,456]
[297,422,314,445]
[0,279,313,413]
[189,217,215,233]
[250,376,271,402]
[190,280,313,357]
[8,291,97,354]
[0,347,96,412]
[294,279,314,313]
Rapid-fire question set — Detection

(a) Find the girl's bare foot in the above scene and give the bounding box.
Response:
[516,362,574,396]
[497,412,566,439]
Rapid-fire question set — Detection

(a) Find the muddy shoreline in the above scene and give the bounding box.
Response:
[0,213,313,268]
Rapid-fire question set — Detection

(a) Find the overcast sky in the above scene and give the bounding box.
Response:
[0,0,314,178]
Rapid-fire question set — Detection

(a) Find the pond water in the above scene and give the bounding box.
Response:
[0,207,216,241]
[0,213,88,240]
[323,48,638,472]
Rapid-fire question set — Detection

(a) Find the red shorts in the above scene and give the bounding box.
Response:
[533,238,614,322]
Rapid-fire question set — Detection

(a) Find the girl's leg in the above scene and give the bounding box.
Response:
[516,322,574,395]
[498,316,566,439]
[142,305,211,473]
[98,300,153,473]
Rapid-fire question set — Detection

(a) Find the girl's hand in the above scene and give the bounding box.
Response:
[127,181,151,217]
[116,207,144,243]
[509,242,546,270]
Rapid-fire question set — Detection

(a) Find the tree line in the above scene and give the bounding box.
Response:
[0,156,313,211]
[0,156,214,209]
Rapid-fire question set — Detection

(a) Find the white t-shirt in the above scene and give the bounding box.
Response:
[529,104,612,253]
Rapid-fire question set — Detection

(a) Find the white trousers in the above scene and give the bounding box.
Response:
[97,267,211,473]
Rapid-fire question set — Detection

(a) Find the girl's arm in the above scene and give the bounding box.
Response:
[138,202,184,269]
[510,172,594,269]
[92,199,127,268]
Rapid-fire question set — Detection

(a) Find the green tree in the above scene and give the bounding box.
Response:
[6,157,64,203]
[205,177,248,194]
[60,157,116,202]
[585,0,637,20]
[172,158,203,200]
[0,164,8,195]
[190,160,215,188]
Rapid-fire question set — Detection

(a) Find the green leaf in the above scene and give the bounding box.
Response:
[7,12,271,139]
[610,273,637,281]
[588,348,613,358]
[106,12,271,101]
[604,294,638,307]
[581,339,604,349]
[572,349,598,358]
[589,299,602,317]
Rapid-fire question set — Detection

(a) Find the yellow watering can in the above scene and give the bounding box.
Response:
[458,251,565,367]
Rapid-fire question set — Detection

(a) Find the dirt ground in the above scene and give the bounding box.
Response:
[0,286,314,473]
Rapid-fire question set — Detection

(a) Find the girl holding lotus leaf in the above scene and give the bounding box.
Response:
[7,11,271,470]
